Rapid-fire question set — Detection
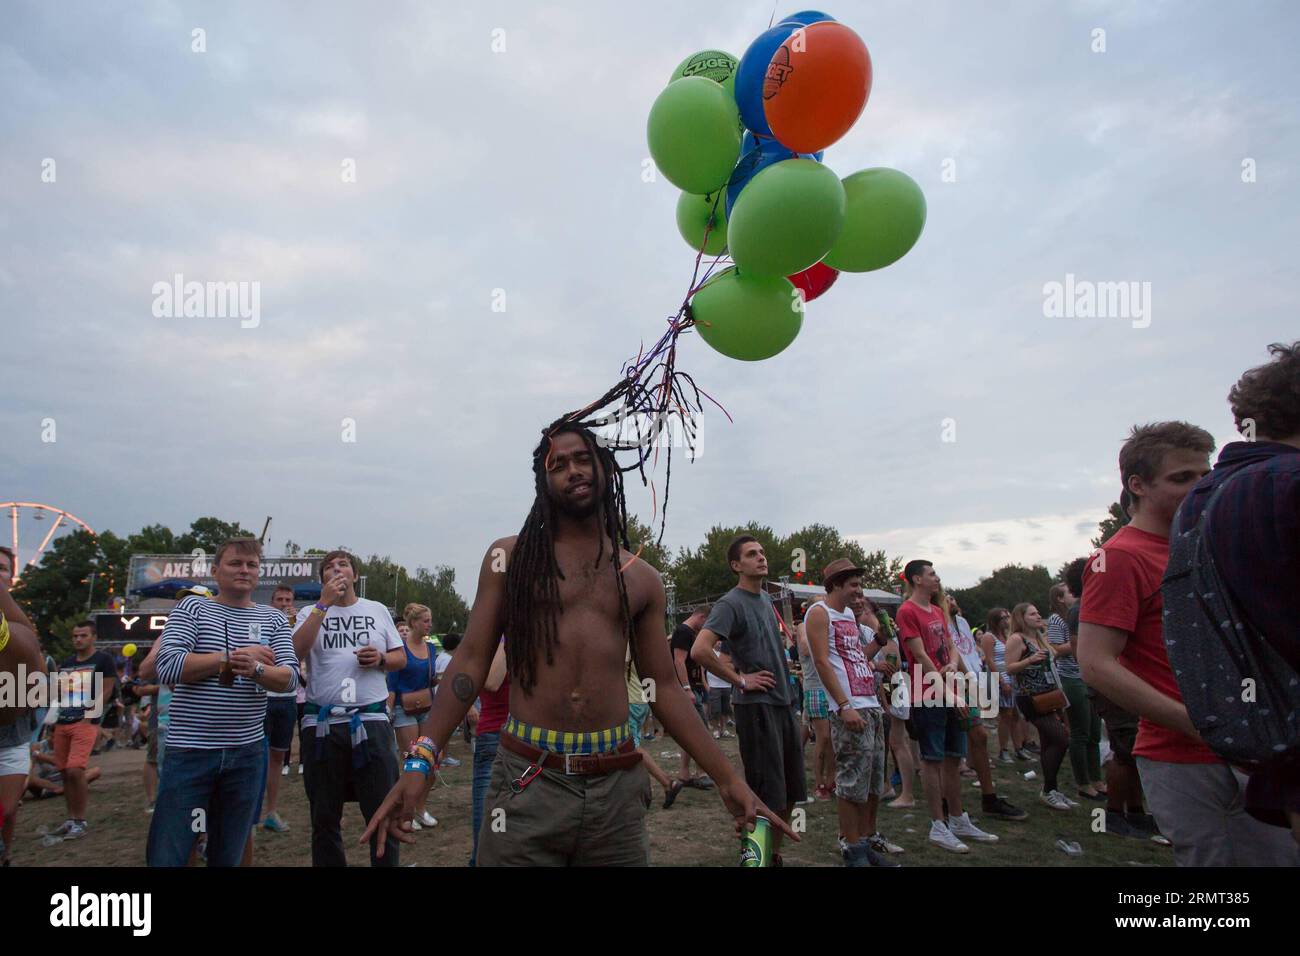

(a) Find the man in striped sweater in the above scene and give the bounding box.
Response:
[145,537,299,867]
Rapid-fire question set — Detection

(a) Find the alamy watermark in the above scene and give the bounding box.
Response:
[0,665,105,718]
[151,274,261,328]
[1042,273,1151,329]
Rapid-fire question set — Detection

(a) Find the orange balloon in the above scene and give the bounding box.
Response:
[762,21,872,153]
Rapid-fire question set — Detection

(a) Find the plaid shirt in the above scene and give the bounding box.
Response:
[1172,440,1299,664]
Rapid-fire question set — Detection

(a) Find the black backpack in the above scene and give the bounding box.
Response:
[1161,472,1300,765]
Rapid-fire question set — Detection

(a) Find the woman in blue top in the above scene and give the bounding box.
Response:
[387,603,437,829]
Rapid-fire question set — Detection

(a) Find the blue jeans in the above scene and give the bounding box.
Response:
[469,730,500,866]
[146,740,264,867]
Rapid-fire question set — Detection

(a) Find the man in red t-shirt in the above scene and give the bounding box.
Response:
[1079,421,1296,866]
[896,559,997,854]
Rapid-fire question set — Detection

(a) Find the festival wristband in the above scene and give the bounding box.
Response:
[0,616,10,654]
[311,602,328,616]
[403,757,431,777]
[410,736,439,765]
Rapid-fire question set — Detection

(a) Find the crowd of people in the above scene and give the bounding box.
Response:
[0,341,1295,867]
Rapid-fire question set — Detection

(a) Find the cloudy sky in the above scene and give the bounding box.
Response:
[2,1,1297,600]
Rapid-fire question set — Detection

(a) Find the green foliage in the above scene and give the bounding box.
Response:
[671,523,782,604]
[1091,501,1129,549]
[11,517,470,650]
[13,530,112,637]
[667,521,902,604]
[625,515,674,575]
[357,555,470,632]
[949,564,1054,631]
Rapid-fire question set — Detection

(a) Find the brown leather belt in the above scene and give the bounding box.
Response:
[500,733,642,779]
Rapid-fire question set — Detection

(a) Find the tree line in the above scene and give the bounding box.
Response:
[12,501,1129,658]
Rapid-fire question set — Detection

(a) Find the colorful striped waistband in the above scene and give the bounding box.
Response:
[503,715,630,755]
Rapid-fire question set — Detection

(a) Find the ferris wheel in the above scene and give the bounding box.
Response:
[2,502,98,580]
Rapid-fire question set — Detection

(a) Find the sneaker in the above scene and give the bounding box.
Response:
[50,819,75,837]
[411,819,423,831]
[441,756,461,768]
[1039,790,1071,811]
[868,831,905,855]
[281,764,290,776]
[419,811,438,828]
[713,731,721,739]
[982,793,1028,821]
[262,812,290,833]
[1050,790,1080,808]
[842,840,871,867]
[949,811,998,843]
[1015,748,1034,761]
[63,821,88,841]
[1124,812,1171,845]
[298,764,304,775]
[859,839,902,867]
[1103,809,1141,839]
[928,820,969,854]
[998,750,1016,764]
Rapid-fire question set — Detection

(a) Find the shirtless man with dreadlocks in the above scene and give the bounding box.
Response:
[362,420,795,865]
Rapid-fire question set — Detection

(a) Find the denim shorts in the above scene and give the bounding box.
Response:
[264,697,297,751]
[0,742,31,777]
[911,705,968,762]
[391,704,422,729]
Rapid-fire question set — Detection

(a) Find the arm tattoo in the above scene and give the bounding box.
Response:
[452,673,476,702]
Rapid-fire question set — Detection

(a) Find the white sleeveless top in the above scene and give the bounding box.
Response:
[809,600,876,712]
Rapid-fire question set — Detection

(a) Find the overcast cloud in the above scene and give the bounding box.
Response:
[2,0,1297,598]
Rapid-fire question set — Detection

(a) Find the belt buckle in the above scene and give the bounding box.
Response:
[564,752,578,775]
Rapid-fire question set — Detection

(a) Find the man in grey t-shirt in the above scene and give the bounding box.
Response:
[693,535,806,863]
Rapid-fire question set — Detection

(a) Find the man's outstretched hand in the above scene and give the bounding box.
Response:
[358,772,425,858]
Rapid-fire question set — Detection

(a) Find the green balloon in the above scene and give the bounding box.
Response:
[823,168,927,273]
[669,49,740,100]
[727,158,846,278]
[675,190,728,255]
[691,268,802,361]
[648,77,742,194]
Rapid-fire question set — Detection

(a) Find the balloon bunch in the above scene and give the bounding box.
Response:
[543,12,928,547]
[648,9,928,361]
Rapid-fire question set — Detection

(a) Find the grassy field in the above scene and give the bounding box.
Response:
[9,729,1172,867]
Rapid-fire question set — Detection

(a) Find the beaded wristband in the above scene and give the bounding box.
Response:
[410,736,439,765]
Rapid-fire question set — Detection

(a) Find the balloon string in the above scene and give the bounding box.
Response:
[555,185,735,546]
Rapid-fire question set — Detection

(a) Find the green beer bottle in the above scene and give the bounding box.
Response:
[740,817,772,867]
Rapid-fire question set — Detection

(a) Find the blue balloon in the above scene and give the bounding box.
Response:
[726,136,822,215]
[778,10,835,27]
[733,24,797,136]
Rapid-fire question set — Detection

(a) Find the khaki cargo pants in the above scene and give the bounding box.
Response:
[476,740,652,867]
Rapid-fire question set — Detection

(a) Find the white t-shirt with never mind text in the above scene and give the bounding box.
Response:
[296,597,402,725]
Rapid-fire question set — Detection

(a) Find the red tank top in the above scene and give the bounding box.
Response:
[478,677,509,735]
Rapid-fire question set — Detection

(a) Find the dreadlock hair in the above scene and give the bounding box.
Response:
[504,418,639,694]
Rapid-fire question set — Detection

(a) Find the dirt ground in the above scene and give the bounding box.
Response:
[9,725,1172,868]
